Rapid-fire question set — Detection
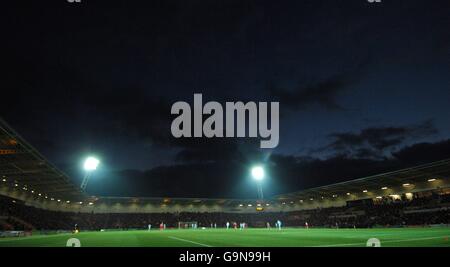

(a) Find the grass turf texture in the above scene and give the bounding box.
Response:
[0,227,449,247]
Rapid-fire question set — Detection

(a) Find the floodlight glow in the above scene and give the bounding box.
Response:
[251,166,265,181]
[84,157,100,171]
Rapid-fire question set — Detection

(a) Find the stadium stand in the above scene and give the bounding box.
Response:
[0,191,449,231]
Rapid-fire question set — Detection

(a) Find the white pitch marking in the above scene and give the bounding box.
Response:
[168,236,213,247]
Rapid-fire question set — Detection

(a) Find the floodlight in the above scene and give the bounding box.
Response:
[81,156,100,191]
[251,165,265,200]
[251,166,265,181]
[84,157,99,171]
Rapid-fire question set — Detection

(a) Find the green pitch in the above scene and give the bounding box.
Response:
[0,227,449,247]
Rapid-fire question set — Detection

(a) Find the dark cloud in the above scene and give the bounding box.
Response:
[392,139,450,165]
[175,140,242,163]
[268,74,352,111]
[268,139,450,193]
[88,162,254,198]
[320,120,438,159]
[269,154,401,191]
[1,55,175,149]
[81,89,174,146]
[267,58,370,112]
[86,139,450,198]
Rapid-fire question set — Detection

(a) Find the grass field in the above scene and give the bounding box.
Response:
[0,227,449,247]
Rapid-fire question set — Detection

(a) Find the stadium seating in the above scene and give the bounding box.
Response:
[0,192,449,231]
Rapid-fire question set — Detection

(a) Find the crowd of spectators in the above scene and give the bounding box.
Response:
[0,192,449,231]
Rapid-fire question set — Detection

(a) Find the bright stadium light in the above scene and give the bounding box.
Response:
[84,157,99,171]
[251,165,265,200]
[81,156,100,191]
[251,166,265,181]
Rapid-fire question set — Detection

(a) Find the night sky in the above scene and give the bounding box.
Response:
[2,0,450,199]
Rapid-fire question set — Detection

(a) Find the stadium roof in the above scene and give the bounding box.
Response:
[276,158,450,201]
[0,118,85,201]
